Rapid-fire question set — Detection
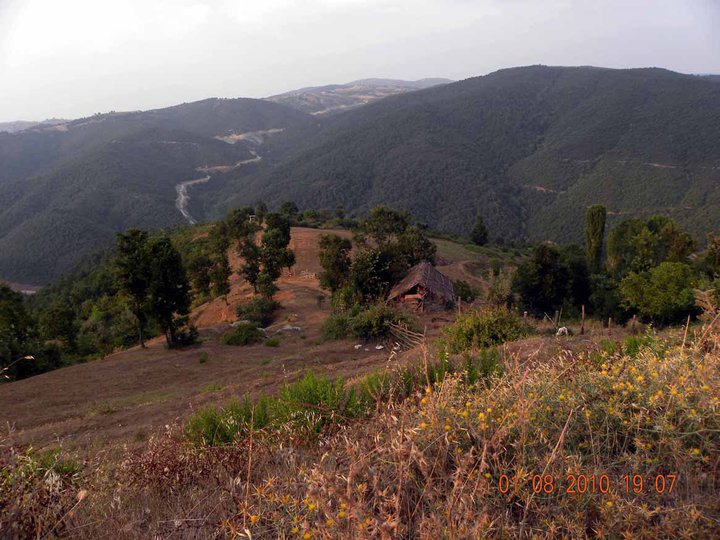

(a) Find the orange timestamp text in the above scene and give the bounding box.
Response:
[498,473,677,495]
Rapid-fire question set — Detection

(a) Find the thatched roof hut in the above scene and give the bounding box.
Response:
[388,262,454,311]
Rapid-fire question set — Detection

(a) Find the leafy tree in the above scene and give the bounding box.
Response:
[210,253,232,299]
[584,205,606,273]
[226,206,257,239]
[513,244,569,316]
[607,216,695,278]
[349,250,394,302]
[147,237,192,347]
[470,214,489,246]
[238,241,261,293]
[396,226,437,267]
[186,253,213,297]
[279,201,299,221]
[208,220,233,300]
[115,229,151,347]
[620,262,697,323]
[705,233,720,277]
[359,206,410,246]
[0,283,35,378]
[255,201,268,224]
[39,300,78,348]
[318,234,352,292]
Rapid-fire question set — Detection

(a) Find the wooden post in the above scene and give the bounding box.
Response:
[580,305,585,335]
[608,317,613,335]
[631,314,637,335]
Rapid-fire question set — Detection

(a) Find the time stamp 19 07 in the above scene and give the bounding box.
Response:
[497,473,677,495]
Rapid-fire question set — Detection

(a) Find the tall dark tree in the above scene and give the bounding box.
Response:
[470,215,489,246]
[584,204,607,274]
[318,234,352,292]
[208,221,233,300]
[706,233,720,277]
[0,283,35,379]
[147,237,191,347]
[239,241,261,293]
[39,300,78,348]
[115,229,151,348]
[279,201,299,222]
[186,253,213,297]
[210,253,232,299]
[255,201,268,224]
[512,243,570,316]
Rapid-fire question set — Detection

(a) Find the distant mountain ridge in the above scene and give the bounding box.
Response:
[266,77,453,114]
[0,118,69,134]
[216,66,720,246]
[3,67,720,286]
[0,98,313,284]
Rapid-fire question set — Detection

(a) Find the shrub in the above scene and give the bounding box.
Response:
[348,304,412,340]
[221,323,263,346]
[322,312,352,340]
[453,280,479,303]
[264,337,280,347]
[236,297,280,328]
[442,307,529,353]
[198,351,208,364]
[171,325,199,348]
[274,372,360,434]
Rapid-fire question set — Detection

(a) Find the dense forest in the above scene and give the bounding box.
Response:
[0,99,312,284]
[3,66,720,286]
[215,66,720,245]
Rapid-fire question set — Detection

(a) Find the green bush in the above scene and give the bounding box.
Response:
[198,351,208,364]
[274,371,360,434]
[442,307,529,353]
[221,323,263,346]
[453,280,480,303]
[236,297,280,328]
[323,304,413,341]
[322,312,352,340]
[348,304,405,340]
[264,337,280,347]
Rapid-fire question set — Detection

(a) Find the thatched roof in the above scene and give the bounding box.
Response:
[388,262,454,303]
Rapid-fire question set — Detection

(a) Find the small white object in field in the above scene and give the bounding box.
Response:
[354,344,362,350]
[556,327,569,336]
[375,344,384,350]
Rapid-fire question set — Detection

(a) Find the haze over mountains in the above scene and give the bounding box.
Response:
[2,67,720,286]
[267,78,453,115]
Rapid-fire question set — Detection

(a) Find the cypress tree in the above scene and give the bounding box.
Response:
[584,205,607,273]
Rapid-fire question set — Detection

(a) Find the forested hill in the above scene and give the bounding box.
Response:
[216,66,720,244]
[0,99,312,285]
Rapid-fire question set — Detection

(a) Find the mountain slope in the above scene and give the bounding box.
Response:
[217,66,720,243]
[0,99,312,284]
[266,78,452,114]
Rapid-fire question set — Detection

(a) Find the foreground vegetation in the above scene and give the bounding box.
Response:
[2,307,718,538]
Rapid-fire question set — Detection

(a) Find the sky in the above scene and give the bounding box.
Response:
[0,0,719,122]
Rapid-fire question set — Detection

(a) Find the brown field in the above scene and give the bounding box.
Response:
[0,228,484,457]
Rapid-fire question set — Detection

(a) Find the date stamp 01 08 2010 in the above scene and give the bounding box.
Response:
[498,473,677,495]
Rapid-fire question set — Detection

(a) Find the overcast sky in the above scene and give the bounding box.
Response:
[0,0,718,122]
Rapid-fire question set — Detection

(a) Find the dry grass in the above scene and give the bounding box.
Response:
[2,314,719,538]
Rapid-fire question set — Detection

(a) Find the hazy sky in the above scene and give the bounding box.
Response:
[0,0,718,122]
